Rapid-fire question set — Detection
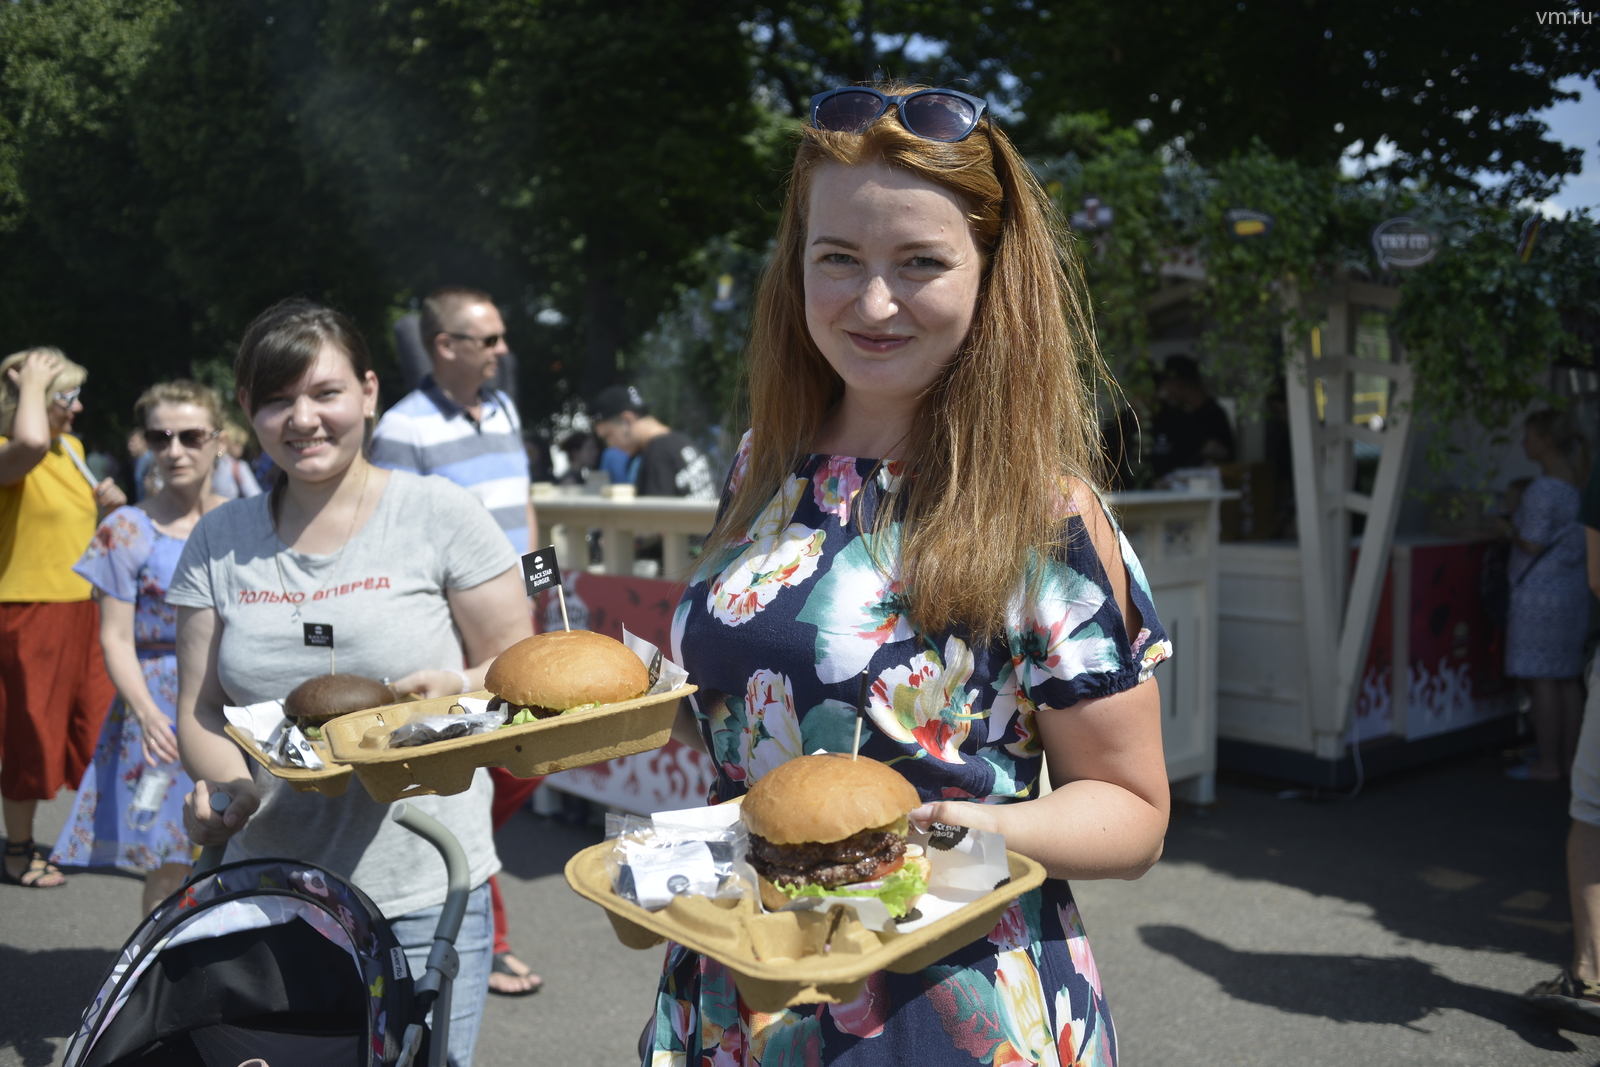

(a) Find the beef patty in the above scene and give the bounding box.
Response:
[747,827,906,889]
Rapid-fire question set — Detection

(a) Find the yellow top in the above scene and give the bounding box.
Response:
[0,434,98,602]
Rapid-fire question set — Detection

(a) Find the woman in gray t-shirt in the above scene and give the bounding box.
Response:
[170,300,531,1066]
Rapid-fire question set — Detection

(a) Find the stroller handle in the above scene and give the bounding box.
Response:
[391,803,472,946]
[191,792,232,876]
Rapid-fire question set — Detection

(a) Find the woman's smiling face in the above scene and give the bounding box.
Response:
[803,162,983,410]
[247,343,377,486]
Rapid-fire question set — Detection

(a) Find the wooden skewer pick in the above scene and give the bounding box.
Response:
[330,647,336,675]
[852,669,869,760]
[557,584,571,631]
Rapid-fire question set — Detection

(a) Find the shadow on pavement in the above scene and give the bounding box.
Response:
[0,944,118,1066]
[1165,753,1575,962]
[1139,924,1591,1051]
[494,809,604,882]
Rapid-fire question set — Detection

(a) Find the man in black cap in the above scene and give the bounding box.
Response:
[590,385,715,500]
[1150,354,1235,477]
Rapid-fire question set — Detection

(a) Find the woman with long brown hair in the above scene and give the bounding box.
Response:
[650,84,1170,1065]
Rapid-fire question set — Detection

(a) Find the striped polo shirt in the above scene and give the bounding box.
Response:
[371,377,531,552]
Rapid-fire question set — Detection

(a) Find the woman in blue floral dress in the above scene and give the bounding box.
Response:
[647,83,1172,1067]
[52,381,227,913]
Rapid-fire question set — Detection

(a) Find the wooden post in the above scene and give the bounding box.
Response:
[1283,279,1412,760]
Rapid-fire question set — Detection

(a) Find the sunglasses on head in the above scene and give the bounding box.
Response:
[144,428,220,450]
[52,387,82,406]
[810,87,988,143]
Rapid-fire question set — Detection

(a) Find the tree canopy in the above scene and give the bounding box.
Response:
[0,0,1593,448]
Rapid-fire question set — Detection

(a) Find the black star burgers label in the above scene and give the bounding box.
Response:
[926,822,968,851]
[303,623,334,648]
[521,545,561,598]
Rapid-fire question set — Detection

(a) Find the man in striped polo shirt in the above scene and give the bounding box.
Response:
[371,286,536,552]
[371,287,545,999]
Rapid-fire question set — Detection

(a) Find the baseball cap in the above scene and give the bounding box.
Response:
[592,384,647,422]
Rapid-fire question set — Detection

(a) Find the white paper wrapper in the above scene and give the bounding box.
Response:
[622,626,690,695]
[223,700,326,770]
[652,805,743,833]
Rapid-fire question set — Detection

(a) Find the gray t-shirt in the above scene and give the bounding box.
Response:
[168,470,518,917]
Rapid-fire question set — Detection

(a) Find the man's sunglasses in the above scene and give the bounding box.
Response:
[144,428,220,450]
[810,87,988,143]
[445,332,504,348]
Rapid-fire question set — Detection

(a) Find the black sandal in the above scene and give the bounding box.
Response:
[1,839,66,889]
[1523,970,1600,1022]
[488,951,543,996]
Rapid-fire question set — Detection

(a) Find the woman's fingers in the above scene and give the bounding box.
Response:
[391,669,448,699]
[184,779,258,845]
[908,800,1000,835]
[145,721,180,764]
[95,478,127,511]
[909,802,941,831]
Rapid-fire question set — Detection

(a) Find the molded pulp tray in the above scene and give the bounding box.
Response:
[565,840,1047,1012]
[323,686,696,803]
[224,723,353,797]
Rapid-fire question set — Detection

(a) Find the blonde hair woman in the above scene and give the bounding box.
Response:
[0,347,126,888]
[50,381,227,913]
[650,84,1170,1065]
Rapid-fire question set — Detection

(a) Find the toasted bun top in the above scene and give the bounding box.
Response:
[285,674,395,722]
[484,630,649,710]
[741,754,922,845]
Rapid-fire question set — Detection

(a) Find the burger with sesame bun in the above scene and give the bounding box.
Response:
[740,753,931,917]
[484,630,650,725]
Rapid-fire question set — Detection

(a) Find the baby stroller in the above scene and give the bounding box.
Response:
[62,803,468,1067]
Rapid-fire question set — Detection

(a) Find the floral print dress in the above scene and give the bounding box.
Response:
[653,437,1171,1067]
[52,506,195,872]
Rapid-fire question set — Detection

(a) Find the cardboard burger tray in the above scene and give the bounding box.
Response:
[322,686,695,804]
[224,723,353,797]
[564,839,1047,1012]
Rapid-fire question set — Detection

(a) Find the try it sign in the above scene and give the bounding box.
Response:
[1371,217,1439,269]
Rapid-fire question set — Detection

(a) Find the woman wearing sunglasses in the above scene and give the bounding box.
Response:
[50,381,227,911]
[649,84,1169,1065]
[0,347,126,888]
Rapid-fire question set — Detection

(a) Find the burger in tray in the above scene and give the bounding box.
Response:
[285,674,396,741]
[740,753,931,918]
[484,630,650,725]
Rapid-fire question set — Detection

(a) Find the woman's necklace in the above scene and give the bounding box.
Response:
[273,461,371,624]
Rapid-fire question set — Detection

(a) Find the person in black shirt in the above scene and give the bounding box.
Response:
[591,385,716,500]
[1149,354,1235,477]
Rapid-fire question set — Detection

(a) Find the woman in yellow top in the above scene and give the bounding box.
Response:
[0,347,126,887]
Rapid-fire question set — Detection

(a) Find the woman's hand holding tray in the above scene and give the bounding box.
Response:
[322,685,697,803]
[564,838,1046,1012]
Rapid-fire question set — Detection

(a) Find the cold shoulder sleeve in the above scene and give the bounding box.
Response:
[1006,505,1172,710]
[72,506,154,603]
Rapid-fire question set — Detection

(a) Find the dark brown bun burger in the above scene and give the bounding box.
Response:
[285,674,395,740]
[484,630,649,723]
[741,754,931,916]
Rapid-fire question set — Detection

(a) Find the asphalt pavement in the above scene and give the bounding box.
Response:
[4,750,1599,1066]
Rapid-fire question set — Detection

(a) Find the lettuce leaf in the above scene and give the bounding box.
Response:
[778,861,928,918]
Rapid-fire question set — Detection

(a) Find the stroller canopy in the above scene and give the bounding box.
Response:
[65,857,416,1067]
